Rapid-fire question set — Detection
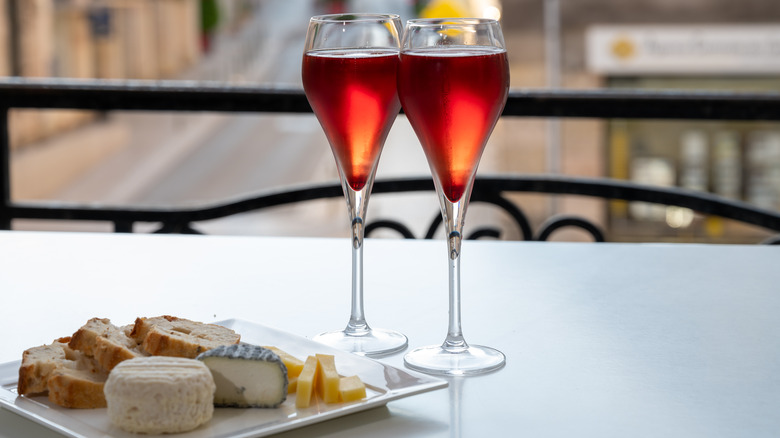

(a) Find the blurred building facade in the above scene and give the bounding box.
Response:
[2,0,202,144]
[493,0,780,242]
[1,0,260,202]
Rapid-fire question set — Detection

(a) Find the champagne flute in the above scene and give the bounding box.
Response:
[398,18,509,374]
[302,13,408,356]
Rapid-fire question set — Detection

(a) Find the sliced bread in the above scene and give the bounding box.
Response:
[47,361,108,409]
[93,324,147,371]
[18,337,108,408]
[130,316,240,358]
[67,317,112,357]
[17,337,73,395]
[69,318,146,371]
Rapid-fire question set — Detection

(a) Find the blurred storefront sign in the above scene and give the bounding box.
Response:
[586,25,780,75]
[586,25,780,242]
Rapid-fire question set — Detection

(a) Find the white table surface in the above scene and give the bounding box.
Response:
[0,231,778,437]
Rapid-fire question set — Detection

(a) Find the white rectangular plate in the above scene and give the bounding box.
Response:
[0,319,447,438]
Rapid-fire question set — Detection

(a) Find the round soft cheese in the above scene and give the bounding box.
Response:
[104,356,215,434]
[197,344,288,408]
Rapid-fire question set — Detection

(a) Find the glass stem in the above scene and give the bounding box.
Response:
[345,184,370,336]
[442,197,469,352]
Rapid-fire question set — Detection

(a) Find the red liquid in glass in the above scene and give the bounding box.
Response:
[302,49,401,191]
[398,48,509,202]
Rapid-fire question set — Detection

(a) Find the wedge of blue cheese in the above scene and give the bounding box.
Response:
[197,344,288,408]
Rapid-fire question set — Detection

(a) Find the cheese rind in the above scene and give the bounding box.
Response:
[315,354,340,404]
[295,356,319,408]
[197,344,287,408]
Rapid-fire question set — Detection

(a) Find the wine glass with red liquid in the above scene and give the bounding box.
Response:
[302,14,407,356]
[398,18,509,375]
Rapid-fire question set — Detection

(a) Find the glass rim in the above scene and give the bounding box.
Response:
[405,17,500,27]
[309,13,400,23]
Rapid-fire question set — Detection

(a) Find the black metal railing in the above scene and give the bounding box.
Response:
[2,78,780,243]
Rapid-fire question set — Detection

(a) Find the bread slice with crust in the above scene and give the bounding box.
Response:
[93,324,147,371]
[47,362,108,409]
[68,317,113,357]
[69,318,146,371]
[17,337,75,395]
[68,318,118,356]
[18,338,108,408]
[130,316,240,358]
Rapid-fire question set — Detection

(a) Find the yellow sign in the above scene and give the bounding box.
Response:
[610,36,636,60]
[420,0,469,18]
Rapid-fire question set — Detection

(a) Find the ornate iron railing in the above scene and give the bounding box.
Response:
[2,78,780,243]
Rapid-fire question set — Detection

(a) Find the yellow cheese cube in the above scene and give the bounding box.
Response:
[315,354,340,404]
[262,346,305,378]
[295,356,319,408]
[339,375,366,402]
[288,376,298,394]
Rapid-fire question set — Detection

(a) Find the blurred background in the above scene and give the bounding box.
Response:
[1,0,779,242]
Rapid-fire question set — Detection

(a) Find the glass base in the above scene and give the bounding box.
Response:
[313,328,408,357]
[404,344,505,376]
